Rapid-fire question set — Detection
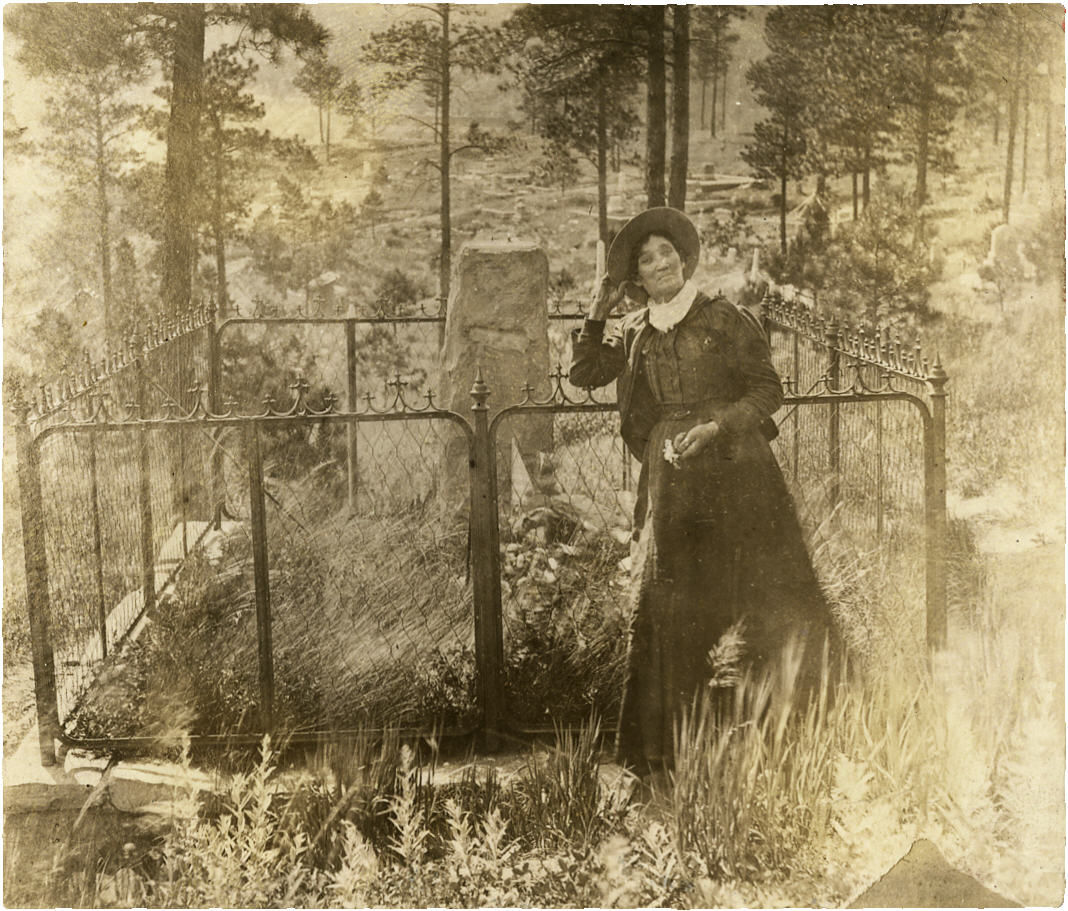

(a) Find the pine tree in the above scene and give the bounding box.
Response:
[112,237,148,339]
[361,188,384,241]
[504,6,643,243]
[200,47,273,313]
[693,7,745,138]
[337,80,365,138]
[667,5,691,210]
[816,7,904,214]
[969,5,1057,221]
[154,5,327,316]
[7,4,149,343]
[889,6,970,205]
[743,8,816,254]
[294,49,344,163]
[645,6,667,207]
[366,5,501,303]
[820,193,933,326]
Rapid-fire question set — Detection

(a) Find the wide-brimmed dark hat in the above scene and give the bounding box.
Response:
[606,206,701,286]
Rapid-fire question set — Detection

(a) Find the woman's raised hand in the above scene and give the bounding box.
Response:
[588,274,627,321]
[673,421,720,461]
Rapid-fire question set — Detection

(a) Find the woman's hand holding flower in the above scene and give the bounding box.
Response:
[673,421,720,461]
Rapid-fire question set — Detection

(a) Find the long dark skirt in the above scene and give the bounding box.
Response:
[616,416,839,772]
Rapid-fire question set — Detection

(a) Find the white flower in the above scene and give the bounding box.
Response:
[663,438,681,467]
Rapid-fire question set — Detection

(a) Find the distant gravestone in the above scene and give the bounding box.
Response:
[848,840,1021,908]
[989,224,1018,270]
[438,242,553,515]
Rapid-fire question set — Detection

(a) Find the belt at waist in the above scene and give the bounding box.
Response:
[655,401,781,442]
[656,399,730,420]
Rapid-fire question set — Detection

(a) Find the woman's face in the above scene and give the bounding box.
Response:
[635,234,686,303]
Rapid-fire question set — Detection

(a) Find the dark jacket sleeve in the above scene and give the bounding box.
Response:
[569,318,627,389]
[708,307,784,436]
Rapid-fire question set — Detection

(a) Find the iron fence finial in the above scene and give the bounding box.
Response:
[471,367,490,410]
[928,354,948,388]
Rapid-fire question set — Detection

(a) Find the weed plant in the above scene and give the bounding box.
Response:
[933,293,1064,512]
[61,594,1057,909]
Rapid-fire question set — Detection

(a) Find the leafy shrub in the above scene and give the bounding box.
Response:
[819,193,936,326]
[501,532,629,725]
[374,268,427,315]
[700,207,762,258]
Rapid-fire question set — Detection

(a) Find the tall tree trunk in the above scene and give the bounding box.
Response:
[1020,76,1030,192]
[646,6,667,207]
[862,148,871,212]
[161,3,206,317]
[719,65,727,134]
[993,92,1000,144]
[596,65,608,246]
[318,100,324,145]
[93,88,113,342]
[439,3,451,307]
[710,68,718,138]
[326,99,332,165]
[700,77,707,129]
[779,121,788,254]
[1003,47,1021,221]
[852,171,858,219]
[212,126,228,313]
[668,5,690,210]
[915,41,933,206]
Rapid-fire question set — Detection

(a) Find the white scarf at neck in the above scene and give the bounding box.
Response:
[647,280,698,332]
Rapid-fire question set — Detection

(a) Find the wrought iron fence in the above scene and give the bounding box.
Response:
[15,290,947,764]
[762,291,948,658]
[16,379,481,763]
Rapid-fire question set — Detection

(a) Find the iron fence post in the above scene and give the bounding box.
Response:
[925,360,949,650]
[876,400,884,539]
[792,330,801,485]
[14,397,60,765]
[469,369,504,751]
[826,321,841,506]
[345,317,358,514]
[88,432,108,658]
[177,421,188,558]
[246,422,275,732]
[137,358,156,618]
[207,302,224,529]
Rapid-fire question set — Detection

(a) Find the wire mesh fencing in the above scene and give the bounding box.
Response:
[25,385,481,751]
[214,316,444,416]
[764,291,942,660]
[31,418,217,734]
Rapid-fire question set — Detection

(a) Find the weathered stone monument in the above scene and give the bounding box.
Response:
[438,242,554,515]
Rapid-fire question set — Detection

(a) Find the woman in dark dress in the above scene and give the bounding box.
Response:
[569,207,839,775]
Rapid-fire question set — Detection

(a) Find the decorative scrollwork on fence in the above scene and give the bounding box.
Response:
[511,364,617,408]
